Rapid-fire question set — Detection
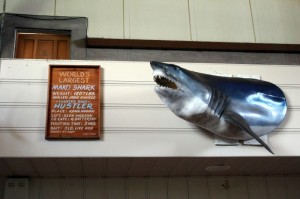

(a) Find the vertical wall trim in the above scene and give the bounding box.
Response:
[104,178,108,199]
[60,178,64,199]
[38,178,42,199]
[54,0,57,16]
[264,176,270,199]
[125,178,129,199]
[187,0,197,41]
[122,0,125,38]
[166,178,170,199]
[2,0,5,12]
[245,176,250,199]
[186,0,192,41]
[283,176,289,199]
[248,0,257,43]
[225,177,230,199]
[40,178,44,199]
[285,176,291,199]
[145,178,149,199]
[185,177,190,199]
[206,177,211,199]
[186,178,190,199]
[82,178,85,199]
[123,0,131,39]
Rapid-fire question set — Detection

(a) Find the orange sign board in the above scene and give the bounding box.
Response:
[46,65,101,139]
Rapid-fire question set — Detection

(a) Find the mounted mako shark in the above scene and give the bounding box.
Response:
[150,61,287,154]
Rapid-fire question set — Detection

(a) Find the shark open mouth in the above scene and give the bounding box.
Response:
[154,75,178,89]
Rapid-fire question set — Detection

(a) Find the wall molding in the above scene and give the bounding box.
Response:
[87,38,300,53]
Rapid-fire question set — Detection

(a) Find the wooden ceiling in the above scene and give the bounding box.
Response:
[1,157,300,177]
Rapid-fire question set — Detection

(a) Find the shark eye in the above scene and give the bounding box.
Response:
[154,75,177,89]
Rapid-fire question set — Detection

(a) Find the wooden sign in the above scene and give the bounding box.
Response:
[46,65,101,139]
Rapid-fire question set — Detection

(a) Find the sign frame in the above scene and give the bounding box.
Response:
[46,64,101,139]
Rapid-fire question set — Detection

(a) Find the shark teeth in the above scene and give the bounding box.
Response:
[154,75,177,89]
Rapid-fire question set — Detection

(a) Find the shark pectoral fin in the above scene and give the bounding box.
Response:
[223,111,274,154]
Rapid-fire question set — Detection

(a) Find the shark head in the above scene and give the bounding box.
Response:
[150,61,211,120]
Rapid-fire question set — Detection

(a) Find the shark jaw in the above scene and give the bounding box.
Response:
[153,70,178,90]
[151,61,209,120]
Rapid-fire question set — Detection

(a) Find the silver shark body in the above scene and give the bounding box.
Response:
[151,61,287,154]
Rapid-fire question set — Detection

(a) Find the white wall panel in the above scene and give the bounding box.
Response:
[147,178,168,199]
[266,176,288,199]
[190,0,255,42]
[251,0,300,44]
[5,0,55,15]
[29,178,40,199]
[247,176,268,199]
[127,0,191,40]
[0,0,3,13]
[188,178,209,199]
[63,178,83,199]
[127,178,146,199]
[106,178,126,199]
[84,178,105,199]
[41,178,61,199]
[208,177,228,199]
[56,0,124,38]
[0,59,300,157]
[228,177,248,199]
[3,0,300,44]
[168,178,188,199]
[286,176,300,199]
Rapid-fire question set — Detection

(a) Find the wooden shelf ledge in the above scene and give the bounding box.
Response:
[87,38,300,53]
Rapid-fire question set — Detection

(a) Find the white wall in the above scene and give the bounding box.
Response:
[189,0,255,42]
[4,0,300,44]
[5,0,55,15]
[0,59,299,157]
[251,0,300,44]
[12,176,298,199]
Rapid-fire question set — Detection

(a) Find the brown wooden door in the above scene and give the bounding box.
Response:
[15,33,70,59]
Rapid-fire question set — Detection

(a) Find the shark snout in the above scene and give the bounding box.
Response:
[150,61,165,70]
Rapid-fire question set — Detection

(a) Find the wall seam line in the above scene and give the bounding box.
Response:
[54,0,57,16]
[246,176,250,199]
[187,0,193,41]
[248,0,257,43]
[265,176,270,199]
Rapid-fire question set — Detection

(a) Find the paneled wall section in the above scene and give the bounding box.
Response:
[1,176,295,199]
[0,59,300,157]
[3,0,300,44]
